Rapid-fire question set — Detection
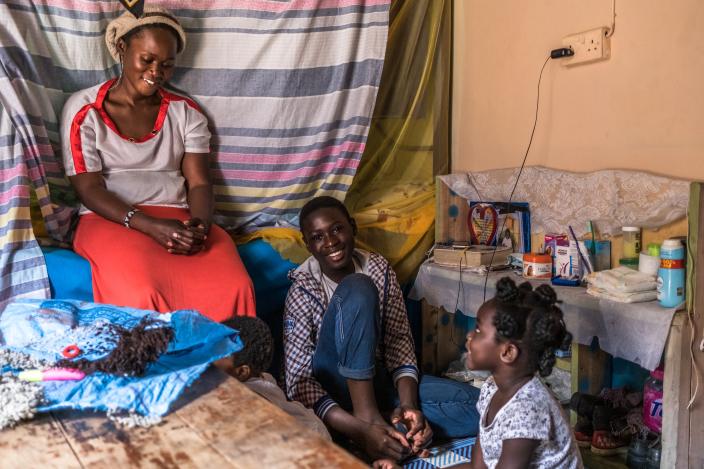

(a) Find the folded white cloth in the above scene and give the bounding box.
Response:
[587,266,657,293]
[587,286,658,303]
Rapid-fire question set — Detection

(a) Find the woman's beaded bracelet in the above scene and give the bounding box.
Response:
[123,208,140,228]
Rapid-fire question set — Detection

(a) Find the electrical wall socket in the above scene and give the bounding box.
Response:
[562,27,611,66]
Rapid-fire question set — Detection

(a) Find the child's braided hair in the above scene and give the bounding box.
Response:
[223,316,274,377]
[493,277,572,377]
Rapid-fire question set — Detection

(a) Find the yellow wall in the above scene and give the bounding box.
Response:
[452,0,704,180]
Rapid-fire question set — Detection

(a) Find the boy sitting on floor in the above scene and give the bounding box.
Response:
[216,316,331,440]
[284,196,480,463]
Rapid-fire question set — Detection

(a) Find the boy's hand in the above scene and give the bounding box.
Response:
[361,423,411,461]
[390,405,433,453]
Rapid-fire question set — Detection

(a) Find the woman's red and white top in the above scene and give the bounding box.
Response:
[61,79,210,213]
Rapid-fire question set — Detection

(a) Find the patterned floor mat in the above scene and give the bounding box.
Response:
[403,437,475,469]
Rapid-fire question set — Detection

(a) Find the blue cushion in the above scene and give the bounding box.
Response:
[41,246,93,302]
[237,239,297,320]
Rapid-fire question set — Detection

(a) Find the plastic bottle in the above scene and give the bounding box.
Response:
[642,367,664,434]
[622,226,641,259]
[647,243,661,257]
[627,438,649,469]
[657,239,685,308]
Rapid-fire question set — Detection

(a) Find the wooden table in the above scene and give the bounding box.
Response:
[0,367,365,468]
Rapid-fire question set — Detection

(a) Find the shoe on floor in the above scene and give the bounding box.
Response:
[574,416,593,448]
[570,392,604,418]
[590,430,629,456]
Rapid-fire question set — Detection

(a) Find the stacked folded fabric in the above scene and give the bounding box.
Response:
[586,267,658,303]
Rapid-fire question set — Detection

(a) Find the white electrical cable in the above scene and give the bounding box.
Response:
[482,55,551,301]
[684,202,701,410]
[605,0,616,38]
[687,305,700,409]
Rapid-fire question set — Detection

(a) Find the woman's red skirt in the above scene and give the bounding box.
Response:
[73,206,256,322]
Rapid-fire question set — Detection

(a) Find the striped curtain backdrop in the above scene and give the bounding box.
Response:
[0,0,390,306]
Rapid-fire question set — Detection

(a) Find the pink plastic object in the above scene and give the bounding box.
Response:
[643,366,664,433]
[42,368,86,381]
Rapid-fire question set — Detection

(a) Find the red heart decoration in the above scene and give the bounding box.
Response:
[468,204,498,245]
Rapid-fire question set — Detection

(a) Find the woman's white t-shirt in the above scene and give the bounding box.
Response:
[61,80,210,214]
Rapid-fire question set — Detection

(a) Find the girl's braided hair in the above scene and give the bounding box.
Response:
[493,276,572,377]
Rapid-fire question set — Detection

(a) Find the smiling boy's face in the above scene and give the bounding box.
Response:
[301,206,356,283]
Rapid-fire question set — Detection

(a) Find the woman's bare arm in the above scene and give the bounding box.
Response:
[181,152,213,232]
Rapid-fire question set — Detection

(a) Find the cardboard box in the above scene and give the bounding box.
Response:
[435,177,472,245]
[433,245,512,268]
[544,233,569,276]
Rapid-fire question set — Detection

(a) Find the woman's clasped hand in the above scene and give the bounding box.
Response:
[132,214,209,255]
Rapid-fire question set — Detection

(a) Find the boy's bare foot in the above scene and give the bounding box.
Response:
[372,458,402,469]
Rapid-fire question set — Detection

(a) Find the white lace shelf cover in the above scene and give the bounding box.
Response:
[410,261,679,371]
[439,167,690,236]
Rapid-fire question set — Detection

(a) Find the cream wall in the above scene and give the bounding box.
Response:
[452,0,704,180]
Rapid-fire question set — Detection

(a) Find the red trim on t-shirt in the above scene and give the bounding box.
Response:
[158,89,203,113]
[69,103,97,174]
[71,80,204,163]
[94,79,170,143]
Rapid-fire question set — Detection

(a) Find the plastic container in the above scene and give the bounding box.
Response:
[643,367,664,433]
[638,252,660,277]
[622,226,642,259]
[657,239,685,308]
[647,243,661,257]
[523,253,552,279]
[646,446,661,469]
[619,257,639,271]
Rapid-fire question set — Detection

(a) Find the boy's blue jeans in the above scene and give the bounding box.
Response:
[311,273,480,439]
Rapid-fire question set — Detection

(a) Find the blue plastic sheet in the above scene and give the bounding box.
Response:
[0,299,242,417]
